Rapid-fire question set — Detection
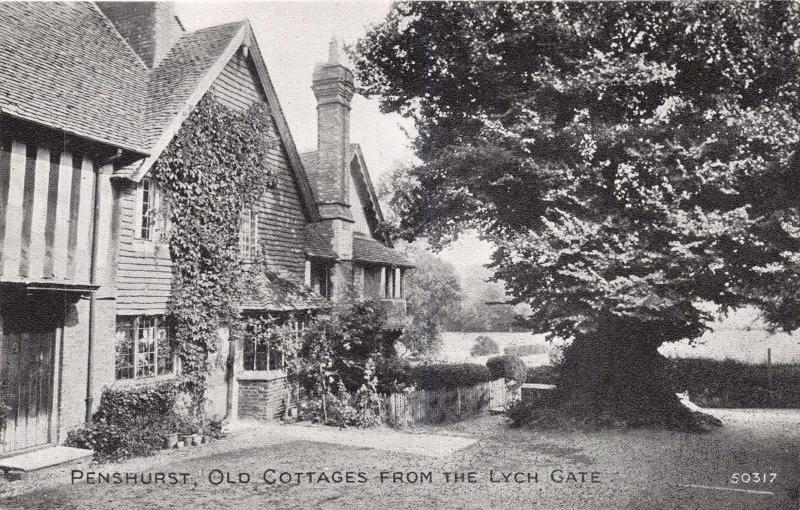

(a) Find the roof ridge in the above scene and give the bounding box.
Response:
[88,2,149,71]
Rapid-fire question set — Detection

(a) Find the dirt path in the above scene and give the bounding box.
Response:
[0,410,797,509]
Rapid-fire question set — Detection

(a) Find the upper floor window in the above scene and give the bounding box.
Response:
[136,177,166,241]
[239,207,259,261]
[115,315,175,380]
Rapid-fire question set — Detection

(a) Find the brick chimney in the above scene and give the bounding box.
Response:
[96,1,184,69]
[311,38,355,220]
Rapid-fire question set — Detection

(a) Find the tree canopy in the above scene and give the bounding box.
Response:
[353,1,800,342]
[352,2,800,427]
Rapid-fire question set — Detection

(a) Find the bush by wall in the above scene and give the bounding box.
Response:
[92,381,179,427]
[486,355,527,383]
[665,358,800,408]
[374,357,415,394]
[525,364,560,385]
[470,335,499,357]
[65,382,223,462]
[409,363,492,390]
[504,344,549,357]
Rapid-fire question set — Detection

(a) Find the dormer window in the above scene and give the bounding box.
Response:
[239,207,259,261]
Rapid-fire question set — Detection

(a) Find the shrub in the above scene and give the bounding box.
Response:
[526,364,560,385]
[665,358,800,408]
[470,336,499,357]
[486,355,527,383]
[374,357,415,394]
[504,344,549,357]
[409,363,492,390]
[64,382,215,462]
[65,416,173,462]
[93,381,179,427]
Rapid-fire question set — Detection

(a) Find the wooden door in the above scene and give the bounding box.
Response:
[0,316,55,453]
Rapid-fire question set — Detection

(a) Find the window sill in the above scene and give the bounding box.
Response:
[237,370,287,381]
[111,372,177,387]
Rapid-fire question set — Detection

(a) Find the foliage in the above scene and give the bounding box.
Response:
[505,344,549,357]
[525,365,560,385]
[374,356,415,394]
[152,93,276,411]
[93,381,179,427]
[486,355,527,383]
[666,358,800,408]
[65,383,220,462]
[292,300,392,394]
[297,362,384,428]
[470,335,499,357]
[352,2,800,427]
[396,241,463,358]
[409,363,491,390]
[242,313,303,367]
[291,302,392,428]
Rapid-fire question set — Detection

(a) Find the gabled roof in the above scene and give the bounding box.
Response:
[353,234,414,268]
[349,143,387,230]
[145,21,246,147]
[113,20,320,222]
[300,143,386,236]
[0,2,321,222]
[0,2,148,153]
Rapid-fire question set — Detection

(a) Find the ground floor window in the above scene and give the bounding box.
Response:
[115,315,174,380]
[242,313,309,372]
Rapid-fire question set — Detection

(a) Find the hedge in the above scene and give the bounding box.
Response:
[486,355,527,382]
[409,363,493,390]
[665,358,800,408]
[526,365,560,385]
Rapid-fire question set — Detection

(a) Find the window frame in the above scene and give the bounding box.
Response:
[242,313,308,373]
[239,207,259,261]
[134,177,166,243]
[115,315,176,381]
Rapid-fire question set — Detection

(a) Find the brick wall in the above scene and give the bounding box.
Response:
[238,377,290,420]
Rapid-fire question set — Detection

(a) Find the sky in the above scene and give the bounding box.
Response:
[175,1,494,273]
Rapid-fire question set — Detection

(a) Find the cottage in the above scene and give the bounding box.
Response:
[0,1,411,457]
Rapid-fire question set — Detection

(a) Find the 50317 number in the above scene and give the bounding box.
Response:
[730,473,777,484]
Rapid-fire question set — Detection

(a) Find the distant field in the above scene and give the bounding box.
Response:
[442,327,800,366]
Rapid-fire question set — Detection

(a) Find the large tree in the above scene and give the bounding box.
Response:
[352,1,800,428]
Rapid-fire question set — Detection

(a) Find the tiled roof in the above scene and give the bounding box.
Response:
[353,234,415,268]
[145,21,245,146]
[298,151,321,191]
[304,223,336,259]
[241,269,330,311]
[0,2,148,152]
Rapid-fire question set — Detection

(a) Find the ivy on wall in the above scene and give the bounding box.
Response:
[153,94,277,412]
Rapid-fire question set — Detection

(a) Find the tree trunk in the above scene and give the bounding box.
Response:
[554,329,711,430]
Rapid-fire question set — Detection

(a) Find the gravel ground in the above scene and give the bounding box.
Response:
[0,409,797,510]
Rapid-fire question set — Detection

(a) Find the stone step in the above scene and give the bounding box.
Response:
[0,446,93,480]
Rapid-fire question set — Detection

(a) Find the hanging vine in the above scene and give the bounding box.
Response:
[152,94,276,412]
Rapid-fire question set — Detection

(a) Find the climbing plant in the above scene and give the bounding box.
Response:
[152,94,276,413]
